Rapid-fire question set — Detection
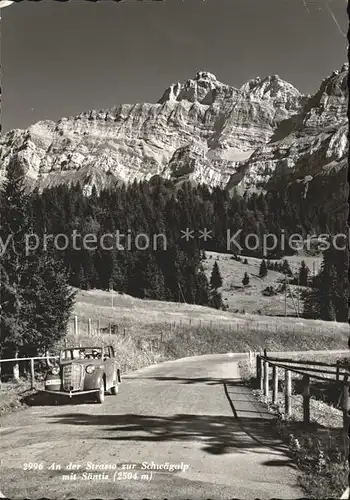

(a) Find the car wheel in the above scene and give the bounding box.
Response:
[96,379,105,404]
[110,384,119,395]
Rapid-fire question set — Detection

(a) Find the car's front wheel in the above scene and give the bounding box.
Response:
[95,379,105,404]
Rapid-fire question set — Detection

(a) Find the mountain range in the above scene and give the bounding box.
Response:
[0,63,348,195]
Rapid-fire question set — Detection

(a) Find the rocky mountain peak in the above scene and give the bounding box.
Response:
[240,74,302,105]
[0,66,347,194]
[193,71,218,83]
[158,71,236,105]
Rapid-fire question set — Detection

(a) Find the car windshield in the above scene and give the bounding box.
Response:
[60,348,102,361]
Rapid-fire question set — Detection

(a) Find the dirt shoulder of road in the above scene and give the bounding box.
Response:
[0,380,37,417]
[238,359,349,499]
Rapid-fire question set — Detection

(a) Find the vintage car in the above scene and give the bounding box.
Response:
[44,345,121,403]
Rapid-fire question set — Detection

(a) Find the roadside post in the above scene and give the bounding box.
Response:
[264,359,269,397]
[336,361,340,382]
[342,377,349,455]
[272,365,278,404]
[302,374,310,424]
[30,358,35,389]
[285,369,292,417]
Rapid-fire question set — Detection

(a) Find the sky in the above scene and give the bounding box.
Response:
[1,0,348,132]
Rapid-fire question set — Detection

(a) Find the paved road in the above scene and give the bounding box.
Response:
[0,354,304,499]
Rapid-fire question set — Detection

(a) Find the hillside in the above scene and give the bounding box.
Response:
[70,287,348,342]
[202,251,323,316]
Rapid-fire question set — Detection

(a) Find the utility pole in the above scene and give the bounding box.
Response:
[178,282,187,304]
[289,281,299,317]
[284,273,287,317]
[297,269,300,316]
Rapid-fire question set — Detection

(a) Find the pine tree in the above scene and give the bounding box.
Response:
[209,289,224,310]
[22,246,76,355]
[242,272,250,286]
[0,159,32,360]
[0,158,76,360]
[210,261,223,289]
[259,259,268,278]
[282,259,292,276]
[298,260,309,287]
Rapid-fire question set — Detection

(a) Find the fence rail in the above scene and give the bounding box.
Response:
[0,355,59,390]
[255,351,350,437]
[67,315,349,338]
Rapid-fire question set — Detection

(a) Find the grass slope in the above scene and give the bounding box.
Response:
[70,287,348,342]
[202,251,322,315]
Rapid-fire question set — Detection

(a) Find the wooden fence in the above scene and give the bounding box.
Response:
[255,350,350,435]
[0,354,59,390]
[67,315,348,338]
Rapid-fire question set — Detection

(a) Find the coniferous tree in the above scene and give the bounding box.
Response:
[0,159,76,361]
[298,260,309,287]
[282,259,292,276]
[22,245,76,355]
[259,259,268,278]
[209,289,224,310]
[242,272,250,286]
[0,159,33,361]
[210,261,223,289]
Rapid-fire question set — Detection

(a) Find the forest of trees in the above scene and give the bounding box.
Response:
[0,163,348,344]
[0,161,75,358]
[26,175,348,319]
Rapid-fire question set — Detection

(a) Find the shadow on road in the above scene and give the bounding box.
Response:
[48,410,296,460]
[125,376,245,386]
[45,378,302,464]
[22,391,97,407]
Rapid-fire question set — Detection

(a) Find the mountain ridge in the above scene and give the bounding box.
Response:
[0,64,347,195]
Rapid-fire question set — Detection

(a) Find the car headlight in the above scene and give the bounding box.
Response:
[86,365,95,374]
[51,366,60,375]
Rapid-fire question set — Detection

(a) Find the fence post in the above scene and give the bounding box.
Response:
[302,374,310,425]
[97,319,100,334]
[336,361,340,382]
[264,360,269,397]
[30,358,35,390]
[342,378,350,457]
[0,361,2,390]
[343,380,349,437]
[259,359,263,391]
[109,323,112,336]
[272,365,278,404]
[74,315,78,338]
[285,370,292,417]
[256,354,261,379]
[13,350,20,382]
[88,318,92,336]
